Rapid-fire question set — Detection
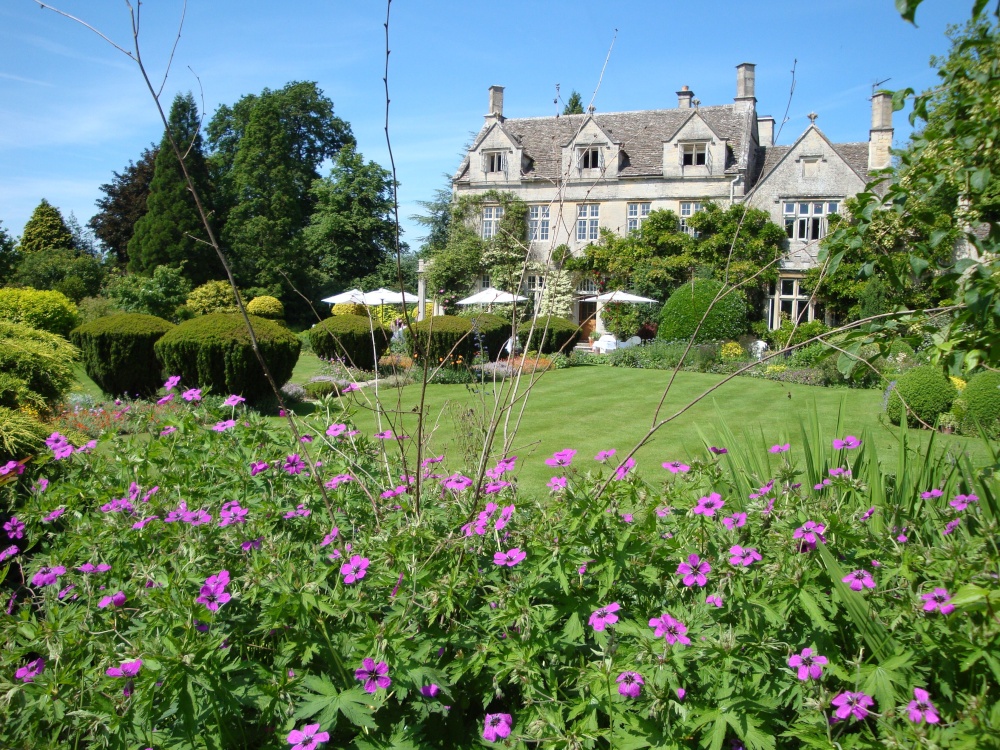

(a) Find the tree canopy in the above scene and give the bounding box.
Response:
[90,145,157,267]
[18,199,74,255]
[563,91,585,115]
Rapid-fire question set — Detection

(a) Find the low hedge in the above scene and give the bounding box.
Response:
[309,315,389,371]
[465,312,515,361]
[885,365,957,427]
[0,320,78,411]
[961,370,1000,437]
[0,287,79,337]
[154,313,300,404]
[405,315,476,362]
[519,315,579,354]
[658,279,747,343]
[71,313,174,398]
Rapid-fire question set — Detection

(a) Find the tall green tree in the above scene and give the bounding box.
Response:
[0,221,19,283]
[128,93,217,286]
[411,183,453,256]
[207,81,353,307]
[563,91,585,115]
[90,145,158,267]
[304,144,402,293]
[18,199,74,255]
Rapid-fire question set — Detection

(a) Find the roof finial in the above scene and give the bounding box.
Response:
[807,111,818,124]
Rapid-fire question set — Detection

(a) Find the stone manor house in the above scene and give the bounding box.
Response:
[446,62,894,332]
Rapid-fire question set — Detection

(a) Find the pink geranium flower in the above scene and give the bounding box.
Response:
[212,420,236,432]
[181,388,201,402]
[769,443,790,454]
[831,691,874,721]
[842,569,876,591]
[106,658,142,678]
[222,394,245,407]
[547,476,567,491]
[482,713,512,742]
[595,449,616,462]
[921,587,954,614]
[616,671,644,698]
[676,553,710,587]
[950,493,978,511]
[788,647,827,681]
[706,594,723,607]
[588,602,620,631]
[648,613,691,645]
[98,591,127,609]
[832,435,861,450]
[907,687,939,724]
[728,545,761,567]
[164,375,181,390]
[340,555,370,584]
[287,723,330,750]
[721,512,746,530]
[15,657,45,683]
[693,492,724,516]
[354,658,391,693]
[493,548,526,567]
[662,461,690,474]
[614,457,636,480]
[545,448,577,467]
[326,423,347,437]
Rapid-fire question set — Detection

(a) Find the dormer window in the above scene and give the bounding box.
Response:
[483,151,507,174]
[578,147,603,170]
[680,143,707,167]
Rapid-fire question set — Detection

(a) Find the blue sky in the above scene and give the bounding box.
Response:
[0,0,973,250]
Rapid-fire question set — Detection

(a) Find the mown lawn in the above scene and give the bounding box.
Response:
[319,366,990,492]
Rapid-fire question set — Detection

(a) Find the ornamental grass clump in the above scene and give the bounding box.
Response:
[71,313,174,398]
[0,399,997,748]
[154,313,300,405]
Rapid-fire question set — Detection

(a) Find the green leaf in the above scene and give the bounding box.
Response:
[970,167,991,193]
[563,611,584,643]
[909,254,929,276]
[337,687,378,729]
[817,544,895,662]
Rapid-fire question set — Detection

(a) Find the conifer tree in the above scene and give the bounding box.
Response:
[18,199,74,254]
[128,93,217,285]
[563,91,585,115]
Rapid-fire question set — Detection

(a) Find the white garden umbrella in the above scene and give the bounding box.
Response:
[582,290,658,304]
[455,287,528,306]
[321,288,365,304]
[362,288,417,305]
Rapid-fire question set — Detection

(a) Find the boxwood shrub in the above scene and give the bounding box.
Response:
[465,312,515,361]
[309,315,389,371]
[246,295,284,320]
[519,315,579,354]
[405,315,475,362]
[885,365,957,427]
[961,370,1000,436]
[71,313,174,398]
[154,313,300,404]
[657,279,747,343]
[0,287,79,337]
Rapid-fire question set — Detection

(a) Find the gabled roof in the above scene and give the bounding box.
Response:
[746,125,874,196]
[454,103,754,182]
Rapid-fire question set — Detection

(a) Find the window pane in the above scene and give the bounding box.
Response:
[810,217,821,240]
[799,203,809,214]
[780,300,793,318]
[828,202,838,214]
[578,205,587,217]
[781,279,795,296]
[627,203,638,217]
[783,202,795,214]
[590,204,599,217]
[813,203,824,214]
[695,150,706,166]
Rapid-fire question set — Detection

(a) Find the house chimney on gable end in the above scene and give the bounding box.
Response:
[868,91,893,171]
[677,85,693,109]
[736,63,756,103]
[488,85,505,121]
[758,115,774,147]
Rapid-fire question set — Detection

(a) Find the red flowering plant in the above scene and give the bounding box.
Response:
[0,394,998,749]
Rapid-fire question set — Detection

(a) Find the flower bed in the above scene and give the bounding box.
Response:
[1,384,998,748]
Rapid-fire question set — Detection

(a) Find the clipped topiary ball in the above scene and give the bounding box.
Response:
[405,315,476,363]
[657,279,747,343]
[154,313,300,404]
[961,370,1000,436]
[71,313,174,398]
[309,315,389,371]
[246,295,284,320]
[885,365,957,427]
[519,315,579,355]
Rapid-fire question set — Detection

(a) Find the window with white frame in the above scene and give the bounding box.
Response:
[627,202,651,232]
[680,142,707,167]
[679,201,702,236]
[483,151,507,174]
[576,204,600,241]
[528,205,550,241]
[525,274,545,293]
[770,276,813,328]
[782,200,839,242]
[482,205,503,239]
[578,146,602,171]
[480,273,491,290]
[576,277,599,294]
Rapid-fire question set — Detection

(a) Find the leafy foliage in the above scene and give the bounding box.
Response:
[104,265,193,322]
[0,405,48,462]
[563,90,584,115]
[154,313,300,403]
[0,320,77,411]
[89,145,158,267]
[71,314,174,398]
[886,365,957,427]
[0,220,21,283]
[309,315,389,371]
[0,288,79,337]
[658,279,748,342]
[246,295,285,320]
[17,198,74,255]
[960,370,1000,436]
[186,280,241,316]
[519,315,579,354]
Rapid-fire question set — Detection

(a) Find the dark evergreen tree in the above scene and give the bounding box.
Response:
[207,81,353,309]
[563,91,585,115]
[128,93,217,286]
[18,199,74,255]
[89,145,158,267]
[0,221,19,284]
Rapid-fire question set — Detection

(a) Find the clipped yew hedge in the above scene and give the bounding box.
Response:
[886,365,957,427]
[309,315,389,371]
[465,312,515,361]
[154,313,300,404]
[519,315,579,354]
[71,313,174,397]
[405,315,476,362]
[657,278,748,343]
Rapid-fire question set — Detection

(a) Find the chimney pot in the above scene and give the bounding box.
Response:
[736,62,756,101]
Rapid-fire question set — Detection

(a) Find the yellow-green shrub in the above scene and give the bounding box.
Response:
[0,287,79,337]
[187,280,242,316]
[247,295,284,320]
[0,320,77,411]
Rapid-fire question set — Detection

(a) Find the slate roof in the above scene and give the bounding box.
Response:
[454,103,755,183]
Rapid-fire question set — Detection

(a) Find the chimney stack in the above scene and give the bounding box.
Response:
[736,62,756,102]
[868,91,893,170]
[677,85,694,108]
[488,85,504,120]
[758,115,774,147]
